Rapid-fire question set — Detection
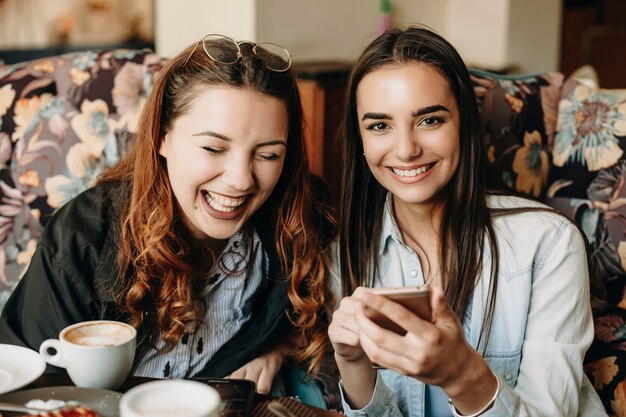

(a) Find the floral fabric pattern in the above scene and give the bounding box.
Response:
[550,67,626,199]
[473,65,626,415]
[0,49,165,308]
[554,84,626,172]
[470,69,563,197]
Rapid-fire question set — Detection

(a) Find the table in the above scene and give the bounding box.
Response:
[22,373,343,417]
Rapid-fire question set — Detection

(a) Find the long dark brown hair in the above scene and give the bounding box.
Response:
[339,26,499,347]
[98,38,335,372]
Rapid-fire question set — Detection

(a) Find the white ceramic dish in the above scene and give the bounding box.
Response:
[0,344,45,395]
[0,386,122,417]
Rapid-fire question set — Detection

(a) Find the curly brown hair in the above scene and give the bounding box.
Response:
[98,39,335,373]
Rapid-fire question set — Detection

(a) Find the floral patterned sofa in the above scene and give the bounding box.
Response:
[471,65,626,416]
[0,50,625,414]
[0,49,165,310]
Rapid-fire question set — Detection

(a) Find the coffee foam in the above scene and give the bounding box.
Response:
[65,322,134,346]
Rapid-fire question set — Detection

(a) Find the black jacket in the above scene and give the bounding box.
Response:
[0,182,291,377]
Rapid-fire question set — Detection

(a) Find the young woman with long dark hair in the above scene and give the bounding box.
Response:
[328,26,605,416]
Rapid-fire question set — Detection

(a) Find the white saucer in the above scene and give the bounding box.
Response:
[0,386,121,417]
[0,344,45,395]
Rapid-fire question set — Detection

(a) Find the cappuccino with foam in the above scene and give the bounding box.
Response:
[65,322,134,346]
[39,320,136,389]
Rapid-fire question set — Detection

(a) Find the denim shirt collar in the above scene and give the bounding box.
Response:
[379,192,405,256]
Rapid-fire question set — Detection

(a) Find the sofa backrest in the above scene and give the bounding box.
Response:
[0,49,166,308]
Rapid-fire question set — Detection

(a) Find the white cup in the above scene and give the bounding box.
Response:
[39,320,136,390]
[119,380,221,417]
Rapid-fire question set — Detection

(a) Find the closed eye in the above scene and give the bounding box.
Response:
[256,153,280,161]
[202,146,224,154]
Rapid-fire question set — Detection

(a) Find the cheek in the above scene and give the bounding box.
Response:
[256,161,285,193]
[362,137,389,163]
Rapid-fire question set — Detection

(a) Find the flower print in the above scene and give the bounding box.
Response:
[512,130,549,196]
[505,93,523,113]
[470,74,497,113]
[586,356,618,390]
[71,51,98,71]
[70,68,90,86]
[112,62,149,133]
[0,133,11,167]
[17,169,40,188]
[48,114,70,140]
[112,49,142,60]
[540,72,564,149]
[44,143,103,208]
[619,242,626,281]
[553,84,626,171]
[587,159,626,203]
[71,99,116,156]
[32,60,55,74]
[595,315,626,342]
[613,381,626,416]
[12,93,54,142]
[16,238,36,266]
[0,84,16,118]
[0,180,37,253]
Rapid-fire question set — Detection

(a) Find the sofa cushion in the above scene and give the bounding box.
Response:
[549,66,626,198]
[545,159,626,415]
[470,69,563,198]
[0,49,165,309]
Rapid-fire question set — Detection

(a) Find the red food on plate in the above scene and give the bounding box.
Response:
[11,404,99,417]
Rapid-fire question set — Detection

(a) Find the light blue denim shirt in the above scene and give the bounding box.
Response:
[330,193,607,417]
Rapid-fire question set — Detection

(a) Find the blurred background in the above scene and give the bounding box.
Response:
[0,0,623,86]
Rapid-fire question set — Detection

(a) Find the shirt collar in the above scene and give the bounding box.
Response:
[379,192,405,255]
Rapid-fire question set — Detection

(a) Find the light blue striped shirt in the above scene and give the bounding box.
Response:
[133,229,265,378]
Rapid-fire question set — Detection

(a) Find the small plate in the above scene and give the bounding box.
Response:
[0,386,122,417]
[0,344,45,395]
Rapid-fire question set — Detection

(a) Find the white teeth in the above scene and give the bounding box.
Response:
[204,191,246,213]
[392,164,432,177]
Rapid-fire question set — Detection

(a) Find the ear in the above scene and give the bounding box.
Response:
[158,133,169,158]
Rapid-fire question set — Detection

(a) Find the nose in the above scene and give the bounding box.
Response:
[395,128,422,161]
[222,154,255,192]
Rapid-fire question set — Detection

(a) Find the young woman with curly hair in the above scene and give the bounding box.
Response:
[0,35,335,394]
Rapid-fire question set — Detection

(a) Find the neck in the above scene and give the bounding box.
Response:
[391,195,443,237]
[392,195,443,284]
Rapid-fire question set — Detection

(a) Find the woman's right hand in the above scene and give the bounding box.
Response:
[328,294,369,364]
[328,289,378,410]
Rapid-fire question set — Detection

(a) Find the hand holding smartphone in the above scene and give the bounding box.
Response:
[364,285,432,335]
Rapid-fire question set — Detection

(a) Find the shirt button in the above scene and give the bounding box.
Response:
[410,270,418,277]
[504,371,513,380]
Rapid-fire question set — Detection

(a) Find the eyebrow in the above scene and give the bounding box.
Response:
[361,104,450,121]
[192,130,286,147]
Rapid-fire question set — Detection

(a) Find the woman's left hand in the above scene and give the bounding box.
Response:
[227,345,286,394]
[353,285,497,411]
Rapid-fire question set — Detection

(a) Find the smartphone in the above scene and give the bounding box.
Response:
[365,285,432,335]
[194,378,255,417]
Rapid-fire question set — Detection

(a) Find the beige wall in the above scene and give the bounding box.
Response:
[155,0,561,73]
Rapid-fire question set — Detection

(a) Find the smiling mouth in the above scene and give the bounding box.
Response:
[390,163,435,177]
[202,190,248,213]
